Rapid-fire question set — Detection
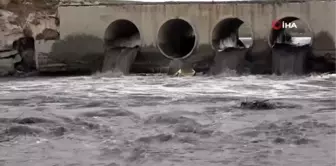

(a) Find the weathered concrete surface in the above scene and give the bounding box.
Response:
[58,1,335,47]
[56,1,335,73]
[0,49,20,76]
[210,48,248,75]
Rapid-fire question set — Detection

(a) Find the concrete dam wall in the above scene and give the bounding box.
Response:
[36,0,336,75]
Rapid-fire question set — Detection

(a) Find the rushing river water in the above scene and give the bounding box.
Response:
[0,73,335,166]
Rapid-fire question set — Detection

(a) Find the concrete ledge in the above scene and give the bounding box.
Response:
[59,0,330,6]
[42,0,336,74]
[0,50,18,59]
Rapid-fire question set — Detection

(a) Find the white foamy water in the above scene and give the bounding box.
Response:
[290,37,312,46]
[218,35,238,51]
[0,74,335,166]
[0,74,334,99]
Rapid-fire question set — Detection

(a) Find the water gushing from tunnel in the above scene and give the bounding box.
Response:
[269,17,313,75]
[102,19,141,75]
[210,18,253,75]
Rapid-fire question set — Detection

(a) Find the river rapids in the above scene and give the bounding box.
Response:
[0,73,335,166]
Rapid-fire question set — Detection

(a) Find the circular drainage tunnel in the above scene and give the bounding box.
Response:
[269,17,312,47]
[104,19,140,48]
[157,18,197,59]
[211,18,252,52]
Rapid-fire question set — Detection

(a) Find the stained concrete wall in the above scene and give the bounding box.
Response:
[59,1,335,46]
[57,1,336,72]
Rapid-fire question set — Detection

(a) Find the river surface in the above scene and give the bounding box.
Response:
[0,73,335,166]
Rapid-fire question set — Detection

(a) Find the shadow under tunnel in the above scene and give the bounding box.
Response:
[209,17,253,75]
[102,19,141,75]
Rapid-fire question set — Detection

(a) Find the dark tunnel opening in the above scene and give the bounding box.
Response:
[102,19,141,75]
[157,18,197,59]
[211,18,252,52]
[104,19,141,49]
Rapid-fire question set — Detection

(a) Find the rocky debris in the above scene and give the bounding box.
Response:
[238,99,300,110]
[0,9,23,49]
[173,62,196,77]
[135,133,174,144]
[0,0,59,77]
[0,0,11,8]
[15,117,54,124]
[35,28,59,40]
[0,35,37,76]
[0,1,59,49]
[0,49,21,76]
[168,59,196,76]
[173,68,196,77]
[26,12,59,38]
[240,99,276,110]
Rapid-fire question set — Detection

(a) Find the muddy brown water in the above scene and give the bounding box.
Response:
[0,73,335,166]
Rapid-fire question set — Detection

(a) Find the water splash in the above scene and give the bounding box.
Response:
[218,34,238,52]
[210,49,247,75]
[102,47,139,75]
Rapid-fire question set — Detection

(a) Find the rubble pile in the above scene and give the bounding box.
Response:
[0,0,59,76]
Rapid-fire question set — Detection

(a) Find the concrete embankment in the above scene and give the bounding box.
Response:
[2,0,336,76]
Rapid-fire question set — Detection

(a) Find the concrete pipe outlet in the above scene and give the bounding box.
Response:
[209,18,253,74]
[103,19,141,74]
[269,16,313,48]
[104,19,141,49]
[156,18,197,59]
[269,16,313,75]
[211,17,252,52]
